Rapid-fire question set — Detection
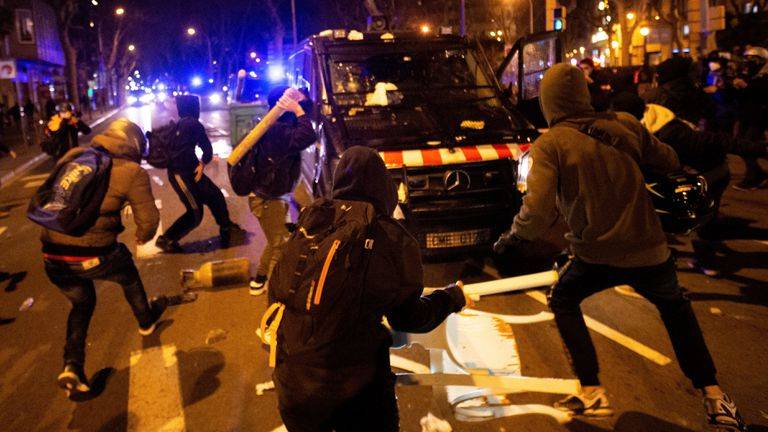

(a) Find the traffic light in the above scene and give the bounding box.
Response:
[546,0,567,32]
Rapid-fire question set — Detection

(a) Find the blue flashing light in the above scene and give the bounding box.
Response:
[267,64,285,82]
[248,71,258,78]
[191,76,203,87]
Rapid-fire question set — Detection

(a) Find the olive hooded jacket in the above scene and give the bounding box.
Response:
[512,64,679,268]
[41,119,159,256]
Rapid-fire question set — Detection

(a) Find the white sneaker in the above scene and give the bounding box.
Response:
[704,393,747,431]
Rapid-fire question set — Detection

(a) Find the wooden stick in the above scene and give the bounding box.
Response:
[227,105,286,166]
[424,270,559,300]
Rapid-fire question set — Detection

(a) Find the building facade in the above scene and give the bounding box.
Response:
[0,0,65,111]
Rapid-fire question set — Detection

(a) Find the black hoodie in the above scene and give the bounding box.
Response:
[170,95,213,173]
[328,146,465,361]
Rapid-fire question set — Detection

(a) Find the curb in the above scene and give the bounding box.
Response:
[0,107,123,189]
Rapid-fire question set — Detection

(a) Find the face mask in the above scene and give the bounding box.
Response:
[60,112,72,119]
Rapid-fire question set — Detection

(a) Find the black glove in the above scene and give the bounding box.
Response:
[493,230,524,254]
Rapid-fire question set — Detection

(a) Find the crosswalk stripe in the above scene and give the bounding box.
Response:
[152,176,165,187]
[24,180,45,188]
[220,188,229,198]
[128,344,185,432]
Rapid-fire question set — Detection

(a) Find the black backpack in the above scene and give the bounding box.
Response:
[259,198,378,368]
[227,144,283,197]
[27,148,112,236]
[145,121,179,168]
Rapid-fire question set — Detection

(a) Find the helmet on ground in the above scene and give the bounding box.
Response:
[645,172,715,234]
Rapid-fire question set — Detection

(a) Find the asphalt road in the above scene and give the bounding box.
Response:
[0,103,766,432]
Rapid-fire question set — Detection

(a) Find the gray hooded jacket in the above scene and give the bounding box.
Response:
[41,119,160,255]
[512,64,679,267]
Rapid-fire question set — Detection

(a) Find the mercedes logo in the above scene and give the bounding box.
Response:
[444,170,471,191]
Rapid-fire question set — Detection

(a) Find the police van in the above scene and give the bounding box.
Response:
[285,29,558,256]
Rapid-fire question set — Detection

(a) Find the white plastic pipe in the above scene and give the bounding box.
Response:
[462,270,559,299]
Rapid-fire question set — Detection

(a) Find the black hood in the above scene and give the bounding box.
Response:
[176,95,201,119]
[332,146,397,216]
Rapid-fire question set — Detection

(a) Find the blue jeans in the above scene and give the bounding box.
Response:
[548,255,718,389]
[45,244,153,366]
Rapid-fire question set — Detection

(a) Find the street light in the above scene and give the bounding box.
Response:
[639,26,650,37]
[419,24,431,34]
[127,44,135,52]
[626,12,636,20]
[187,27,197,36]
[249,51,258,59]
[91,0,98,5]
[115,7,125,16]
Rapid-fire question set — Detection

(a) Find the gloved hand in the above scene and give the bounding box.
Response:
[493,230,524,254]
[277,88,306,116]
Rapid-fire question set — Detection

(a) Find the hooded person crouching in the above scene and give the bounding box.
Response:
[41,119,167,398]
[493,64,747,430]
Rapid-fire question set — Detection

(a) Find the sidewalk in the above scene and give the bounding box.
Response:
[0,107,121,189]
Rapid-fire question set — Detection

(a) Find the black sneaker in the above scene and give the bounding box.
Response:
[249,275,267,296]
[554,389,613,417]
[704,393,747,431]
[58,363,91,396]
[139,296,168,336]
[220,223,245,248]
[156,236,182,253]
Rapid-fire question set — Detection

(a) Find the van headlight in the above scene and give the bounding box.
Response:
[516,151,532,193]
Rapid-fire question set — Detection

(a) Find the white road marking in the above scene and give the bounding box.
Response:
[22,173,50,181]
[526,290,672,366]
[220,188,229,198]
[0,227,6,236]
[128,344,185,432]
[152,176,164,187]
[482,265,672,366]
[155,199,162,210]
[24,180,45,188]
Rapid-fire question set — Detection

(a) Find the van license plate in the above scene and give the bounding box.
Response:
[426,229,491,249]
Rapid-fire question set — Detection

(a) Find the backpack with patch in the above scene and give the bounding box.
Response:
[145,121,179,168]
[259,198,378,368]
[27,148,112,236]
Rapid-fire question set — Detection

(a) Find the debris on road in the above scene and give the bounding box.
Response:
[18,297,34,311]
[710,307,724,316]
[181,258,250,289]
[256,380,275,396]
[420,413,452,432]
[205,329,228,345]
[151,176,164,187]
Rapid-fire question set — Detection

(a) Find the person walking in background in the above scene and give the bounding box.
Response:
[578,58,612,112]
[155,95,242,253]
[46,103,92,160]
[494,64,747,431]
[246,86,316,294]
[643,57,713,127]
[611,91,767,277]
[45,98,58,121]
[732,46,768,190]
[39,119,168,398]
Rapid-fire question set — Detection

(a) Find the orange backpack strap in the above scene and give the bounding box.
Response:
[259,302,286,368]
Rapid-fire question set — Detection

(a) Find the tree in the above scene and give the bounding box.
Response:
[45,0,80,106]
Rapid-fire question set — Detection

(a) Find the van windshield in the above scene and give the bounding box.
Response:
[325,44,531,145]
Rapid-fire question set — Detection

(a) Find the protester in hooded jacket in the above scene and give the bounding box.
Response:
[611,91,767,277]
[493,64,746,431]
[274,146,468,432]
[155,95,242,253]
[247,86,317,294]
[643,57,714,126]
[41,118,168,399]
